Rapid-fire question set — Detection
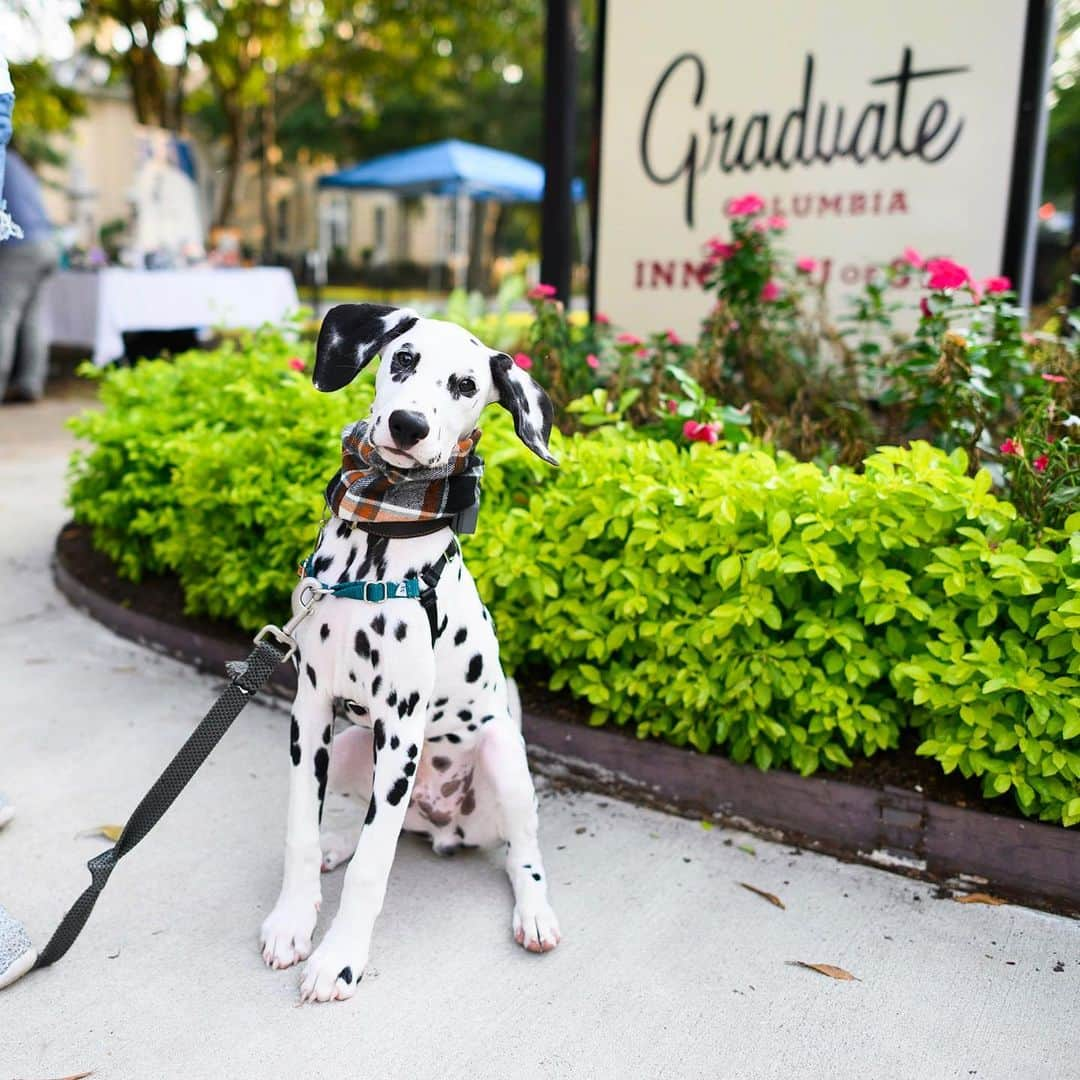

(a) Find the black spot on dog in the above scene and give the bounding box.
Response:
[407,743,418,759]
[434,697,448,707]
[371,613,386,636]
[428,735,443,743]
[354,630,371,659]
[343,545,358,573]
[290,717,299,743]
[314,747,329,807]
[445,733,462,744]
[431,756,451,771]
[357,535,389,578]
[371,674,382,696]
[306,663,318,689]
[395,621,408,642]
[466,654,483,682]
[532,872,542,881]
[454,626,467,646]
[336,521,351,539]
[349,671,357,682]
[458,710,472,721]
[390,734,400,750]
[386,690,397,707]
[432,711,443,722]
[460,787,476,815]
[290,743,301,766]
[338,966,353,985]
[371,649,380,668]
[322,724,332,745]
[401,691,420,718]
[480,714,493,724]
[436,616,448,640]
[387,777,410,806]
[320,623,330,641]
[403,761,416,777]
[373,719,386,752]
[365,794,377,825]
[468,723,477,731]
[312,553,333,577]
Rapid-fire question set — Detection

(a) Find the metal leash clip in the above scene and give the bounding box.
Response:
[252,577,328,663]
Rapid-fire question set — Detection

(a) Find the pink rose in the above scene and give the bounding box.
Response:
[682,420,719,444]
[983,276,1011,294]
[666,329,682,345]
[513,352,533,370]
[707,239,736,259]
[616,332,643,346]
[726,193,766,218]
[665,399,678,414]
[925,258,971,290]
[760,280,781,302]
[999,438,1021,456]
[795,257,817,274]
[287,357,306,371]
[901,246,924,269]
[766,214,788,231]
[585,353,599,369]
[1033,454,1049,473]
[1041,373,1067,383]
[594,312,611,325]
[528,283,558,300]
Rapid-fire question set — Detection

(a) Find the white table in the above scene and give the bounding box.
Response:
[42,266,301,366]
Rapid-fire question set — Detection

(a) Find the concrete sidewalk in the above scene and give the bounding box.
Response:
[0,395,1078,1080]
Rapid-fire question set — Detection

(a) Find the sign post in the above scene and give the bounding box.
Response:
[591,0,1054,335]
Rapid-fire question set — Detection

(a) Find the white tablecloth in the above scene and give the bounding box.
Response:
[42,267,300,366]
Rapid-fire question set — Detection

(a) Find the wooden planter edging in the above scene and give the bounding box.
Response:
[53,540,1080,917]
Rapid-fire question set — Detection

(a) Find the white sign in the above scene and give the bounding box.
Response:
[593,0,1046,336]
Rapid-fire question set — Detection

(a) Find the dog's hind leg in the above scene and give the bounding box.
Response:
[260,679,334,969]
[320,725,373,872]
[478,720,561,953]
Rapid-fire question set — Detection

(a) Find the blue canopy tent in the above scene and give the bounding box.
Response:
[317,139,585,288]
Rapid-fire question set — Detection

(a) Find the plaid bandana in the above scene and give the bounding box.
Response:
[325,419,483,526]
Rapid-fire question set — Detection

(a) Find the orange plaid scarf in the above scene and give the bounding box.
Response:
[325,420,483,526]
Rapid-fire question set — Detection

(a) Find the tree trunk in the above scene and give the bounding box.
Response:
[215,106,244,229]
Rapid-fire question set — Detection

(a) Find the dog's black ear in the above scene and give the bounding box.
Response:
[313,303,419,392]
[489,352,558,465]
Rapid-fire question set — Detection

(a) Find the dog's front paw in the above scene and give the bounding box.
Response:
[261,896,319,970]
[513,902,561,954]
[300,930,366,1003]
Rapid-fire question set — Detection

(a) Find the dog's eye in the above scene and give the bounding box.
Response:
[455,376,477,397]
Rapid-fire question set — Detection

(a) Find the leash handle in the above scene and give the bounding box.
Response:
[32,637,289,971]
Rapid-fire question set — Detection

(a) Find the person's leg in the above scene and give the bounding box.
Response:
[9,241,56,400]
[0,245,36,399]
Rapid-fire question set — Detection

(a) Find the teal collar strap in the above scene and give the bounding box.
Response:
[301,556,422,601]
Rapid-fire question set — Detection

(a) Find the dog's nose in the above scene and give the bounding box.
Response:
[388,409,430,449]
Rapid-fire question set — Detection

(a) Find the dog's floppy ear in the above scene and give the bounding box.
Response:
[488,352,558,466]
[313,303,419,392]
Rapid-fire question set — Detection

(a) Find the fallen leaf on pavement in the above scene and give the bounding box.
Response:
[740,883,785,909]
[737,843,757,856]
[787,961,859,981]
[77,825,124,842]
[700,820,714,830]
[954,892,1007,906]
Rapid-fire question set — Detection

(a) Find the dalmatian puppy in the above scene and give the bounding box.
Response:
[260,304,562,1003]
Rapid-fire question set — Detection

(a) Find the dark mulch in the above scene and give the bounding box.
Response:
[57,520,1023,822]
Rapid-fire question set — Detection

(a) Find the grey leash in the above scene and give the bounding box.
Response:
[1,598,322,988]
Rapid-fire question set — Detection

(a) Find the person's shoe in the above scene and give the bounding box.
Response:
[0,793,14,829]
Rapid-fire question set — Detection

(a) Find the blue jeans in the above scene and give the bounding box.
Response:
[0,92,19,242]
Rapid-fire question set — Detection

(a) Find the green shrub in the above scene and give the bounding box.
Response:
[67,337,1080,825]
